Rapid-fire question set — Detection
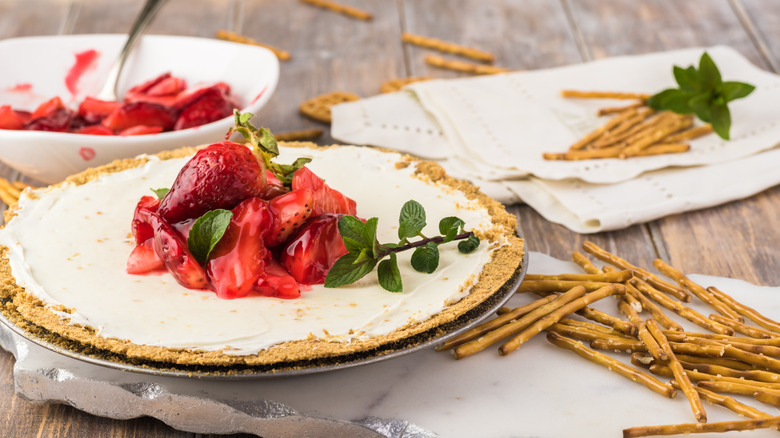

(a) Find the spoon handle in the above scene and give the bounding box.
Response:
[97,0,169,101]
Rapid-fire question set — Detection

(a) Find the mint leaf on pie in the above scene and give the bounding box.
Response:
[188,209,233,265]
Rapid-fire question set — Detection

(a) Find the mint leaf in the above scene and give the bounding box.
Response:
[324,252,377,288]
[674,65,700,92]
[458,234,480,253]
[377,254,403,292]
[151,187,169,200]
[717,81,756,103]
[688,93,713,123]
[338,215,368,244]
[439,216,465,242]
[697,52,722,90]
[398,200,426,239]
[709,102,731,140]
[647,89,696,114]
[411,242,439,273]
[188,209,233,265]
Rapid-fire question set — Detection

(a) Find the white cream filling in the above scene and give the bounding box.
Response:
[0,146,502,355]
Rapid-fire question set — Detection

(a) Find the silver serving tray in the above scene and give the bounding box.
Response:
[0,250,527,380]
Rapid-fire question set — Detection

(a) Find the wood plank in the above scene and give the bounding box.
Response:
[238,0,406,144]
[0,1,73,38]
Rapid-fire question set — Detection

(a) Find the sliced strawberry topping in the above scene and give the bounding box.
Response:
[77,97,121,124]
[25,97,73,132]
[147,75,187,97]
[73,125,114,135]
[173,86,237,130]
[118,125,164,136]
[126,238,164,274]
[281,214,348,285]
[131,195,161,244]
[206,197,272,299]
[158,141,267,223]
[150,212,208,289]
[292,166,357,217]
[101,102,175,132]
[256,258,300,299]
[265,188,313,247]
[0,105,28,130]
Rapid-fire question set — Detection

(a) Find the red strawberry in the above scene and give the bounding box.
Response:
[77,97,121,124]
[101,102,175,132]
[292,166,356,217]
[206,197,272,299]
[0,105,28,130]
[281,214,348,285]
[124,72,180,106]
[147,75,187,96]
[150,212,208,289]
[158,141,267,223]
[265,188,313,247]
[263,169,288,199]
[173,82,232,109]
[118,125,164,136]
[131,195,160,244]
[25,97,73,132]
[256,258,300,299]
[126,238,164,274]
[73,125,114,135]
[173,86,237,130]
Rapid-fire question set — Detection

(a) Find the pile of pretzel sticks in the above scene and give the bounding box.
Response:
[0,177,33,206]
[543,91,714,161]
[438,241,780,437]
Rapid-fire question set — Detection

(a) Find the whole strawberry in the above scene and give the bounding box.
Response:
[158,141,267,223]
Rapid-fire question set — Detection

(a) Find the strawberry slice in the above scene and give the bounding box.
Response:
[206,197,272,299]
[25,97,74,132]
[263,169,288,199]
[101,102,175,132]
[118,125,164,136]
[281,214,348,285]
[126,238,164,274]
[256,258,300,299]
[147,75,187,96]
[150,212,208,289]
[73,125,114,135]
[173,86,237,130]
[131,195,160,244]
[77,97,121,124]
[173,82,232,109]
[158,141,268,223]
[265,188,313,247]
[0,105,28,130]
[292,166,356,217]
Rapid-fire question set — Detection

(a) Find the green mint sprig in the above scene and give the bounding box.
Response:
[324,200,480,292]
[227,110,311,185]
[647,51,755,140]
[188,209,233,265]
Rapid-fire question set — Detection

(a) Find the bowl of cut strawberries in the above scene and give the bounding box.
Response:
[0,34,279,183]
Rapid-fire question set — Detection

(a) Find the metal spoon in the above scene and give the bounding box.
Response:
[96,0,169,101]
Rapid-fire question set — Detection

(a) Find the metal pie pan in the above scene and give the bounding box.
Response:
[0,249,527,380]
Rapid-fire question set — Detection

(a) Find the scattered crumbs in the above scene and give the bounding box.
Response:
[323,329,330,336]
[230,309,237,313]
[349,302,357,307]
[442,277,449,281]
[96,211,103,215]
[394,161,410,169]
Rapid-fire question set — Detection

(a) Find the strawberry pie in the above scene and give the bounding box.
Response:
[0,120,523,372]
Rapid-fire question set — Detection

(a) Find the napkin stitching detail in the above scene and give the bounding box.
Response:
[359,102,444,137]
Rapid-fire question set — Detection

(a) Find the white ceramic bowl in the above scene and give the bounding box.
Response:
[0,34,279,183]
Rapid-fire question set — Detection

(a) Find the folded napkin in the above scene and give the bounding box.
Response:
[332,46,780,233]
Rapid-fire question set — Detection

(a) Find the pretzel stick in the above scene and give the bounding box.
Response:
[674,382,774,420]
[436,295,558,351]
[575,307,637,336]
[631,143,690,157]
[704,315,775,339]
[566,108,639,151]
[753,391,780,407]
[299,0,372,20]
[582,241,690,301]
[424,55,509,75]
[631,352,656,368]
[500,285,619,355]
[558,318,634,337]
[589,110,669,149]
[524,270,632,283]
[632,278,734,335]
[623,417,780,437]
[215,30,291,60]
[619,116,694,158]
[589,109,654,148]
[675,354,754,371]
[651,364,780,390]
[618,301,667,361]
[652,259,742,321]
[707,286,780,334]
[560,90,652,100]
[548,144,625,160]
[664,124,714,143]
[517,279,624,294]
[625,282,683,331]
[401,32,494,63]
[0,177,21,197]
[547,322,635,343]
[273,128,324,142]
[677,331,780,345]
[546,332,676,398]
[453,286,586,358]
[11,180,33,191]
[722,344,780,373]
[597,101,646,116]
[697,380,780,399]
[646,319,706,423]
[572,251,600,274]
[0,185,17,205]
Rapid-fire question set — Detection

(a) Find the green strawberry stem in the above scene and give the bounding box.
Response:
[376,231,475,259]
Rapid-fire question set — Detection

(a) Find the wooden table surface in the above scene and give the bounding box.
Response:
[1,0,779,436]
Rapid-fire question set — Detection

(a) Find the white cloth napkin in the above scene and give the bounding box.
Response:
[332,46,780,233]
